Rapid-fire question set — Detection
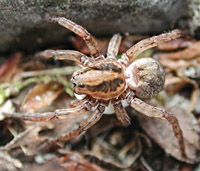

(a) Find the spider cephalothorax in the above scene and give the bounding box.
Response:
[71,60,126,100]
[4,17,187,159]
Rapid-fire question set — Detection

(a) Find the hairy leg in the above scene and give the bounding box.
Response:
[39,104,105,149]
[3,101,92,121]
[113,100,131,126]
[126,95,186,158]
[35,50,92,67]
[69,96,89,108]
[50,17,100,57]
[124,29,182,63]
[107,34,122,59]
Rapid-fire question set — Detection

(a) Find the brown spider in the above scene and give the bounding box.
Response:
[4,17,186,158]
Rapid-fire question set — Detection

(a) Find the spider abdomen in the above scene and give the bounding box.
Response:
[125,57,165,99]
[71,60,126,100]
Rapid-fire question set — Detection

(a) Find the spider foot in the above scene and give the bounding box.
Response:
[163,113,187,158]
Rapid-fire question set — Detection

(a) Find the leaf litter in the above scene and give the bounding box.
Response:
[0,35,199,170]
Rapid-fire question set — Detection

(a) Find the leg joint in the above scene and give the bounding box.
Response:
[97,105,105,113]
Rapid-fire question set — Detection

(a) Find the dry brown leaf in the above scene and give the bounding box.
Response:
[57,150,107,171]
[0,123,54,155]
[21,82,64,111]
[157,38,195,51]
[137,108,200,163]
[157,42,200,60]
[0,52,22,83]
[68,115,142,170]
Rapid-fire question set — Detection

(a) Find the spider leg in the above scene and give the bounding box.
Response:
[3,101,91,121]
[113,100,131,126]
[69,96,89,108]
[50,17,100,57]
[126,95,187,158]
[39,104,105,149]
[35,50,92,67]
[124,29,182,63]
[107,34,122,59]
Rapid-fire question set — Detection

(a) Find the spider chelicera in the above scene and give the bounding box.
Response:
[4,17,186,158]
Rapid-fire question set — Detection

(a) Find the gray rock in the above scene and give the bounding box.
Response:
[0,0,191,53]
[190,0,200,34]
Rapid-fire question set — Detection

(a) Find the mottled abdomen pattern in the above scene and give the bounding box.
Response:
[125,58,165,99]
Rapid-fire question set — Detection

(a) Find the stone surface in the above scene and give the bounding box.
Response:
[190,0,200,38]
[0,0,191,53]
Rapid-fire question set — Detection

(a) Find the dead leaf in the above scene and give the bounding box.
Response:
[21,82,64,111]
[157,41,200,60]
[157,38,195,51]
[0,122,55,156]
[0,52,22,83]
[57,150,107,171]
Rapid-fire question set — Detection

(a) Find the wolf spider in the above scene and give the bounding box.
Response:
[4,17,186,158]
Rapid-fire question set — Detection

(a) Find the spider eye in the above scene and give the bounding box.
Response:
[78,84,85,88]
